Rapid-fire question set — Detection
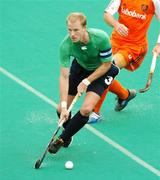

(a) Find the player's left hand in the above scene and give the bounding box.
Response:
[152,44,160,57]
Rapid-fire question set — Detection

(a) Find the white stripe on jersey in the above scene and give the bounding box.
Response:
[105,0,160,21]
[153,0,160,20]
[105,0,121,15]
[100,49,112,57]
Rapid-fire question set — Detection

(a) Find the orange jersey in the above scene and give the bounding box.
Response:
[111,0,155,45]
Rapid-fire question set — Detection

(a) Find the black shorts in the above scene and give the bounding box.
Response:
[69,59,119,97]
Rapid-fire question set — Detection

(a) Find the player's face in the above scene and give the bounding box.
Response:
[67,20,85,42]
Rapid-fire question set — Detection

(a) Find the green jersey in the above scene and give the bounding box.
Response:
[59,28,112,71]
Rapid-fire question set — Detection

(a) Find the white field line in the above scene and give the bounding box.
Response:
[0,66,160,177]
[0,67,57,109]
[85,124,160,177]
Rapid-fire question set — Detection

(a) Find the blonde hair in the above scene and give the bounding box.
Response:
[66,12,87,27]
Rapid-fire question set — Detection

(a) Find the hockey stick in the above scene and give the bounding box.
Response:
[34,93,80,169]
[139,52,157,93]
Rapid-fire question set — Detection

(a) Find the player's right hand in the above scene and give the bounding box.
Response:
[59,108,69,124]
[152,44,160,57]
[115,22,128,37]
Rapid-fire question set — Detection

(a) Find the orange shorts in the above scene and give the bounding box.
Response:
[111,38,148,71]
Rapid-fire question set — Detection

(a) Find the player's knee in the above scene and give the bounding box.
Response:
[113,54,127,69]
[80,105,93,116]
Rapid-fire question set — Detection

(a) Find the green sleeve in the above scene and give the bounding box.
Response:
[99,32,112,62]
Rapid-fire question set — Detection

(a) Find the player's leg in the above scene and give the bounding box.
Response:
[48,63,119,153]
[87,88,109,123]
[111,49,149,111]
[48,59,93,154]
[53,59,83,149]
[88,63,120,123]
[99,44,147,113]
[48,92,100,154]
[109,80,136,111]
[88,51,136,123]
[60,92,100,139]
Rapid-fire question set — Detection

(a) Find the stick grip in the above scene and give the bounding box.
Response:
[150,53,157,73]
[67,94,80,112]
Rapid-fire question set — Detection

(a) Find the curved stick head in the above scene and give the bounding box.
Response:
[139,86,150,93]
[139,73,153,93]
[35,159,41,169]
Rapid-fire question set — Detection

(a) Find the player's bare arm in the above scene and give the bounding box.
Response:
[104,12,128,37]
[104,0,128,37]
[59,67,70,121]
[77,61,112,95]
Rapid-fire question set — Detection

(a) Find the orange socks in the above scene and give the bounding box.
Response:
[94,79,129,114]
[109,80,129,100]
[94,88,109,113]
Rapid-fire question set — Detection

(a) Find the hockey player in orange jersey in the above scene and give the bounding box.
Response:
[88,0,160,123]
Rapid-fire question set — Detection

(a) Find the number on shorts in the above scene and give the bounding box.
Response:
[104,76,113,85]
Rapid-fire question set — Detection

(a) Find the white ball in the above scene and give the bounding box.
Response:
[65,161,74,170]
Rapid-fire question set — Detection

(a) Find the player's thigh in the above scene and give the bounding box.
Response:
[80,92,100,114]
[113,53,128,69]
